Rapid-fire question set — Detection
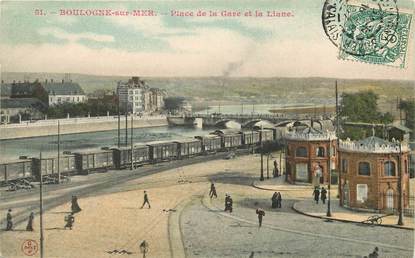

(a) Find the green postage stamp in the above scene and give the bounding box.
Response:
[338,5,412,68]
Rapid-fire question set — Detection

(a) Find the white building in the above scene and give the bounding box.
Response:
[44,80,87,106]
[117,77,166,114]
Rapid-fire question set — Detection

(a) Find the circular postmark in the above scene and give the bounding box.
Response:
[21,239,39,256]
[322,0,399,56]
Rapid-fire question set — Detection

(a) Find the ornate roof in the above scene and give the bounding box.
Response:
[339,136,409,154]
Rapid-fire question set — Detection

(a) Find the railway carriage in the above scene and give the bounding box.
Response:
[195,135,222,153]
[147,140,179,163]
[175,138,202,159]
[32,154,76,180]
[241,131,260,146]
[74,148,113,174]
[0,158,33,184]
[258,129,274,143]
[112,145,150,169]
[212,129,243,149]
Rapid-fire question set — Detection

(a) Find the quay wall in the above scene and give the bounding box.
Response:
[0,115,168,140]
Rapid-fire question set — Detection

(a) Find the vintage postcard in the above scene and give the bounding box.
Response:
[0,0,414,257]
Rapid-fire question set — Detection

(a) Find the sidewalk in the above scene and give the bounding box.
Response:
[293,199,414,230]
[252,176,311,191]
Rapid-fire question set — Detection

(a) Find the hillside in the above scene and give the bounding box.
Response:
[1,72,413,113]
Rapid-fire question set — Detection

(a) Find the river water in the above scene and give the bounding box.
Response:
[0,103,333,162]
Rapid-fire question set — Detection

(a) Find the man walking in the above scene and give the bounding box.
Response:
[313,187,320,204]
[209,183,217,199]
[273,160,279,177]
[320,187,327,204]
[26,212,34,231]
[256,208,265,227]
[224,194,233,213]
[141,191,151,209]
[6,209,13,231]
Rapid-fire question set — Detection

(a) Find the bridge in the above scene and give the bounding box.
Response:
[167,112,332,128]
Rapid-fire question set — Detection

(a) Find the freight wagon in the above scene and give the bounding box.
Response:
[147,141,179,162]
[112,145,150,169]
[0,158,33,184]
[212,129,242,149]
[175,138,202,159]
[74,148,113,174]
[32,154,77,180]
[195,135,222,153]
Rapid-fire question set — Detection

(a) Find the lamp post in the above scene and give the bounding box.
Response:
[39,151,44,258]
[397,143,404,226]
[130,113,134,171]
[326,137,332,217]
[260,126,264,181]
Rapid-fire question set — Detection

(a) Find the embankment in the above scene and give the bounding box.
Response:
[0,115,168,140]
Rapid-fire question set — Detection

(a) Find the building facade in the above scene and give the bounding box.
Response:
[285,128,337,185]
[338,136,410,212]
[44,80,87,106]
[117,77,166,114]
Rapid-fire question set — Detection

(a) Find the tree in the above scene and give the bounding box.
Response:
[399,99,415,138]
[340,91,393,139]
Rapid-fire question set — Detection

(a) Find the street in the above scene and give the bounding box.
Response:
[1,153,413,258]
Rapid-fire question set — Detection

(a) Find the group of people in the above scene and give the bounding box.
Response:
[64,195,82,230]
[313,186,328,204]
[271,192,282,208]
[5,195,82,232]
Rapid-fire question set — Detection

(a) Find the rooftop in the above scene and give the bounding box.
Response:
[339,136,410,154]
[0,98,46,109]
[43,82,85,95]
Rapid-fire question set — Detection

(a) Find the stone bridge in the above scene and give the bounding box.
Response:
[167,113,314,128]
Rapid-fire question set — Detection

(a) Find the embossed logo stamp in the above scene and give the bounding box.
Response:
[21,239,39,256]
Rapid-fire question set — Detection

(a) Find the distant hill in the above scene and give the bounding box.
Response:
[1,72,413,114]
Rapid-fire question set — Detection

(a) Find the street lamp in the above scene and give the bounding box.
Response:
[397,142,404,226]
[326,136,333,217]
[260,125,264,181]
[139,240,149,258]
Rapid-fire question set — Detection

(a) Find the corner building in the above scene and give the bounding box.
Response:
[285,128,337,185]
[338,136,410,212]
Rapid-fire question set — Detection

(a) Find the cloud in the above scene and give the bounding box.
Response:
[38,27,114,43]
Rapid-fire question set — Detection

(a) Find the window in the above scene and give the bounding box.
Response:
[77,97,80,101]
[358,162,371,176]
[129,90,133,94]
[341,159,348,173]
[295,147,307,157]
[356,184,368,202]
[316,147,325,157]
[384,161,396,176]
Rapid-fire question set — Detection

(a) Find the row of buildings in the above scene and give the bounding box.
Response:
[1,79,87,123]
[1,76,169,123]
[283,121,412,214]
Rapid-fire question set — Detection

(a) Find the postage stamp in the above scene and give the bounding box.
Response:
[339,5,412,68]
[322,0,412,68]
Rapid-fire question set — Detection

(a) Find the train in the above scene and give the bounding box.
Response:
[0,127,282,185]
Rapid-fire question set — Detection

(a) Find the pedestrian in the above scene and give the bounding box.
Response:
[64,212,75,230]
[277,192,282,208]
[209,183,217,199]
[6,209,13,231]
[256,208,265,227]
[368,247,379,258]
[71,195,82,213]
[313,187,320,204]
[26,212,34,231]
[271,192,278,208]
[224,194,233,213]
[273,160,279,177]
[320,187,327,204]
[141,191,151,209]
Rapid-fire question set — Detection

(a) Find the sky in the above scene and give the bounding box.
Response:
[0,0,414,80]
